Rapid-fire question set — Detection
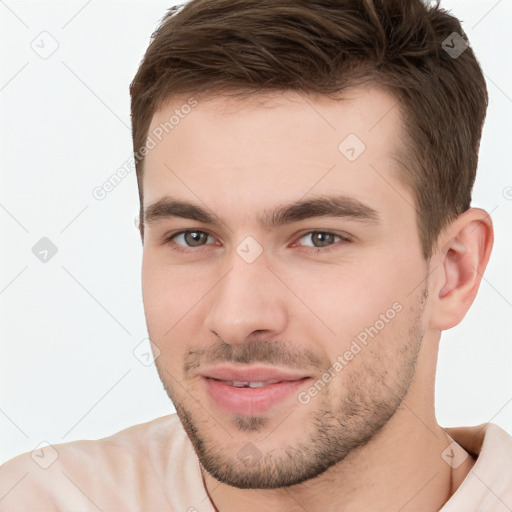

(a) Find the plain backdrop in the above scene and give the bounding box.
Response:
[0,0,511,465]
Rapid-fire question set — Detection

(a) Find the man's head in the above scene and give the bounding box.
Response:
[130,0,493,492]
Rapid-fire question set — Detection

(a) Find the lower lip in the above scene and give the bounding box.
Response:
[203,377,311,416]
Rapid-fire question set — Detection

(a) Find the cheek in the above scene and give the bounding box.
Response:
[285,252,422,344]
[141,255,203,338]
[141,254,221,378]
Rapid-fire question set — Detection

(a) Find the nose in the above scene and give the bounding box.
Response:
[204,253,288,344]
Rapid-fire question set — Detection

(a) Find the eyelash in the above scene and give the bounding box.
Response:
[163,230,351,254]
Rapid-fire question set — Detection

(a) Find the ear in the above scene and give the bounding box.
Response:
[429,208,493,331]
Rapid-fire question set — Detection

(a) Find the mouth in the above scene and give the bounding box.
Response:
[200,365,312,416]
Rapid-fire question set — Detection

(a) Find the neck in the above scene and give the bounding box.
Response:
[202,412,474,512]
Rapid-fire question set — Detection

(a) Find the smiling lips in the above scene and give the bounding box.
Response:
[200,365,311,416]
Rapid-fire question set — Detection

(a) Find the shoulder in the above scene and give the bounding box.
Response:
[0,414,196,511]
[442,423,512,511]
[446,422,512,461]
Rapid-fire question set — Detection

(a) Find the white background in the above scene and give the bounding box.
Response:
[0,0,511,465]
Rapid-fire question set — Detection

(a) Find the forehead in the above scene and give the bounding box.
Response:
[145,86,403,159]
[142,86,413,223]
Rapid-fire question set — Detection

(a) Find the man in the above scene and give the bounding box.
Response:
[1,0,510,510]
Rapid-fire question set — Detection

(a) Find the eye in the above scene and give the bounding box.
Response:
[164,229,349,254]
[296,231,348,249]
[169,230,216,248]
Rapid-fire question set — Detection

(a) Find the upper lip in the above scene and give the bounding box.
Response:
[200,365,310,383]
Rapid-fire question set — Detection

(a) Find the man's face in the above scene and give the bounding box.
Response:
[141,87,431,488]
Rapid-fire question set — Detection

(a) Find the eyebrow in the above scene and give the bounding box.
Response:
[143,195,380,228]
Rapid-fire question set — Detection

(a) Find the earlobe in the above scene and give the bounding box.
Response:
[429,208,494,331]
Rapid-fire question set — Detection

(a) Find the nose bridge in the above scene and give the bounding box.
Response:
[204,251,288,343]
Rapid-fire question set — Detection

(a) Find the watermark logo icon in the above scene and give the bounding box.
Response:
[31,31,59,60]
[133,338,161,366]
[441,441,468,469]
[442,32,469,59]
[32,237,58,263]
[236,442,262,465]
[236,236,263,264]
[31,441,59,469]
[338,134,366,162]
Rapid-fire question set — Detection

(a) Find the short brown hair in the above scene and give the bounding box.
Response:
[130,0,488,259]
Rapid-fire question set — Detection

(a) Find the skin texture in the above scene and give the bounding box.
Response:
[140,86,493,511]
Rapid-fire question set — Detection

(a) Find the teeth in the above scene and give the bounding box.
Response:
[231,381,249,387]
[225,379,281,388]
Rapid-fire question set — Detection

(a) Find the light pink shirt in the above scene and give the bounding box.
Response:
[1,414,511,511]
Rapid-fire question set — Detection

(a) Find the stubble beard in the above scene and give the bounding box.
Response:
[155,288,427,489]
